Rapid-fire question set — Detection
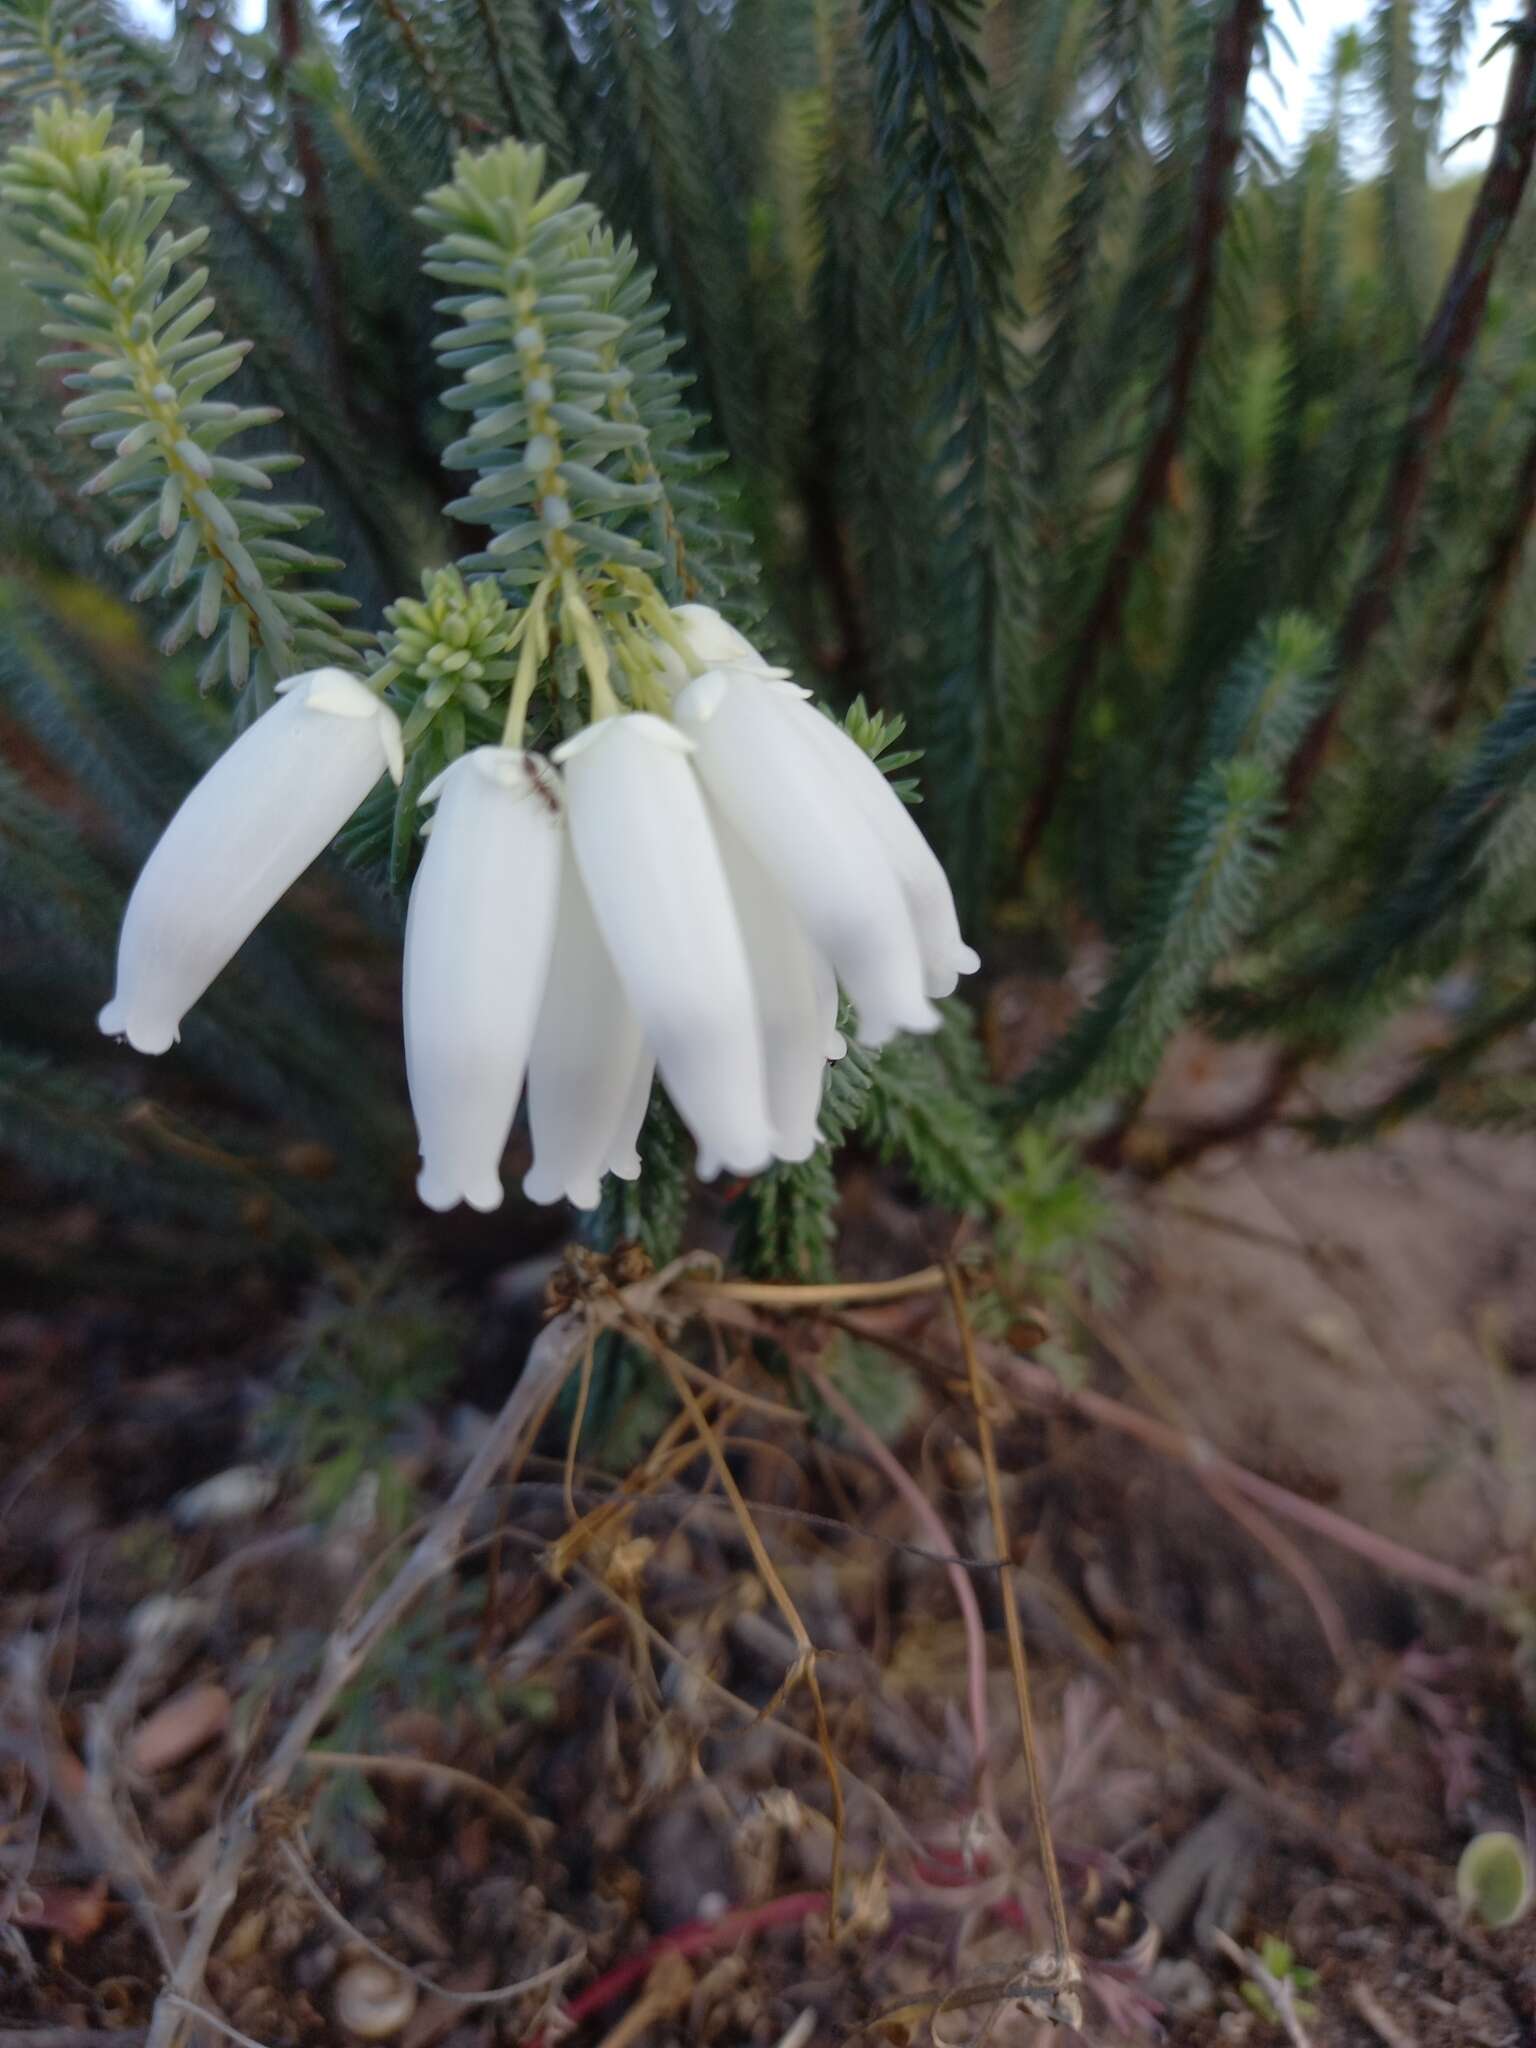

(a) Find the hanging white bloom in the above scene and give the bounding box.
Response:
[784,702,980,998]
[98,668,403,1055]
[711,809,829,1161]
[674,670,939,1048]
[523,850,652,1210]
[556,712,777,1180]
[651,602,786,688]
[404,747,562,1213]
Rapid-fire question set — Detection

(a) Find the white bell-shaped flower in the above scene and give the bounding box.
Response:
[778,699,979,998]
[658,606,976,1000]
[674,670,938,1048]
[712,809,829,1161]
[650,602,792,691]
[404,747,562,1213]
[98,668,403,1055]
[523,850,652,1210]
[556,712,776,1179]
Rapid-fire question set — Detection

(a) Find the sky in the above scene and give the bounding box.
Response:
[127,0,1517,171]
[1256,0,1511,172]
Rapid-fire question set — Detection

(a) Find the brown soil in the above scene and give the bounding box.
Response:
[3,1101,1536,2048]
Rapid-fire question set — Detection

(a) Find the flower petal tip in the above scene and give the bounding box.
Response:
[853,999,942,1048]
[772,1130,819,1165]
[97,1000,176,1054]
[694,1134,776,1182]
[416,1168,504,1213]
[522,1167,603,1211]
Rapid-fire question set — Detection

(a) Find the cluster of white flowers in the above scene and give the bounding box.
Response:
[98,606,977,1212]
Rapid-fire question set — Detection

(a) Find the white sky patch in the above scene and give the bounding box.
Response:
[125,0,267,33]
[1258,0,1512,173]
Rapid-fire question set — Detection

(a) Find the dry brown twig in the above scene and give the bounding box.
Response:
[278,1831,583,2009]
[1348,1977,1421,2048]
[63,1246,1499,2047]
[3,1632,180,1982]
[566,1557,918,1852]
[1066,1288,1354,1669]
[797,1297,1493,1612]
[295,1748,543,1849]
[621,1303,849,1934]
[141,1295,596,2048]
[157,2000,272,2048]
[801,1357,998,1827]
[947,1265,1082,2029]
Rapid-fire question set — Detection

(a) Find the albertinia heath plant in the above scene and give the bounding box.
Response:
[2,104,976,1218]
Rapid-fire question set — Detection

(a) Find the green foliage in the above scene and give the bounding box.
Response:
[420,143,665,585]
[1021,617,1331,1115]
[1456,1831,1532,1928]
[995,1130,1128,1309]
[1238,1936,1319,2027]
[835,694,922,803]
[861,0,1028,903]
[859,1000,1008,1210]
[0,0,123,109]
[1218,682,1536,1049]
[590,1090,690,1268]
[260,1271,466,1535]
[4,0,1536,1294]
[2,101,366,702]
[728,1034,879,1280]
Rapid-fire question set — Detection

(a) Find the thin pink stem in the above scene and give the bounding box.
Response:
[805,1362,996,1822]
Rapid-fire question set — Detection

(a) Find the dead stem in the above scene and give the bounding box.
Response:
[564,1323,599,1527]
[807,1296,1492,1612]
[625,1309,848,1934]
[297,1750,542,1849]
[1063,1286,1354,1668]
[567,1561,917,1853]
[158,1999,271,2048]
[279,1833,582,2008]
[705,1268,948,1308]
[946,1265,1078,1999]
[141,1304,591,2048]
[802,1359,997,1827]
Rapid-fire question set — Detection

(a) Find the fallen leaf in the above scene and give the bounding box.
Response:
[130,1681,231,1772]
[11,1878,110,1942]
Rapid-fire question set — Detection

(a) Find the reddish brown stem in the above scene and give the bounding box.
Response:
[1289,1,1536,802]
[1016,0,1266,878]
[822,1308,1491,1611]
[1002,1354,1492,1608]
[1134,1047,1305,1179]
[520,1891,829,2047]
[375,0,478,146]
[1436,408,1536,732]
[276,0,349,405]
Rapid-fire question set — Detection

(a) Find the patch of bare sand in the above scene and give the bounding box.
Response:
[1128,1109,1536,1571]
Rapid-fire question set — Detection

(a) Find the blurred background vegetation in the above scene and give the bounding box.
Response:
[3,0,1536,1302]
